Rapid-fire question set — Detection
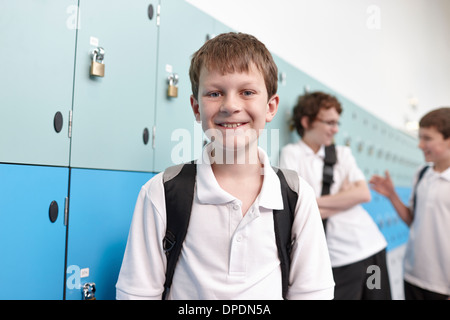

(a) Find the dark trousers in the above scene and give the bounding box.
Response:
[404,280,449,300]
[332,249,392,300]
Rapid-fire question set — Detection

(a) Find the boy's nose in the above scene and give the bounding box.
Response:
[332,125,339,134]
[220,95,242,114]
[418,140,425,150]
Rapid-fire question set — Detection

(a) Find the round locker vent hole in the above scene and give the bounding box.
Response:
[148,4,154,20]
[49,201,59,223]
[53,112,63,133]
[143,127,149,145]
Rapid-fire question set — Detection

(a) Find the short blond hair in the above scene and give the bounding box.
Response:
[189,32,278,100]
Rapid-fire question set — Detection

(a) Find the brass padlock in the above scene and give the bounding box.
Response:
[167,73,179,98]
[90,47,105,77]
[168,84,178,97]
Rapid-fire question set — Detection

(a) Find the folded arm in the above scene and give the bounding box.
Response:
[317,179,371,219]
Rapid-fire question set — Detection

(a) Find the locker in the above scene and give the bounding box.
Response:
[0,0,77,166]
[265,55,310,165]
[69,0,159,172]
[1,0,425,300]
[363,187,411,251]
[212,15,234,37]
[65,168,154,300]
[153,0,222,172]
[0,164,68,299]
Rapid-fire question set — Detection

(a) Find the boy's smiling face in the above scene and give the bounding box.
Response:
[418,126,450,164]
[302,107,340,149]
[190,63,279,152]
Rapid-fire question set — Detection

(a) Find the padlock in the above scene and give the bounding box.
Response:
[82,282,96,300]
[168,84,178,98]
[90,47,105,77]
[167,73,179,98]
[90,60,104,77]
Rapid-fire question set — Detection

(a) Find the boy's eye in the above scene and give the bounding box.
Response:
[208,92,221,98]
[242,90,254,97]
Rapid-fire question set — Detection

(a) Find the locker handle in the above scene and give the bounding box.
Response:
[48,201,58,223]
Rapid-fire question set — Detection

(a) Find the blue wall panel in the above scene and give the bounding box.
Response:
[65,168,154,300]
[0,164,68,299]
[362,188,411,252]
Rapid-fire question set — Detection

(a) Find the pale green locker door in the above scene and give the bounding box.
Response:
[153,0,216,172]
[268,55,311,165]
[0,0,77,166]
[70,0,159,172]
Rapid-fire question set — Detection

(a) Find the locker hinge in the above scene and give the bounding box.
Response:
[156,4,161,26]
[68,110,73,138]
[64,197,69,226]
[152,125,156,149]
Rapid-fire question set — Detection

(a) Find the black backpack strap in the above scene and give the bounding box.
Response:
[321,144,337,231]
[273,167,299,300]
[162,161,196,300]
[162,164,299,300]
[412,165,429,216]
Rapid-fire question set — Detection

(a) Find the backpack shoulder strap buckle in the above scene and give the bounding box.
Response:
[163,230,176,256]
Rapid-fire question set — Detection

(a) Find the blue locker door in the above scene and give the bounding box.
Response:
[0,164,68,299]
[0,0,76,166]
[65,168,154,300]
[69,0,159,172]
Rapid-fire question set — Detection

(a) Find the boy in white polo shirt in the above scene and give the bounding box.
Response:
[370,107,450,300]
[280,91,391,299]
[116,33,334,300]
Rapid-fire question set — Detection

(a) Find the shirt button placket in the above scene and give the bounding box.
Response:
[229,202,246,276]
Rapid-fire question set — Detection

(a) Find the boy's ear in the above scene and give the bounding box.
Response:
[300,115,310,130]
[265,94,279,123]
[190,95,201,123]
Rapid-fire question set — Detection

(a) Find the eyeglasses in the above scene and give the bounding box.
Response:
[316,118,341,127]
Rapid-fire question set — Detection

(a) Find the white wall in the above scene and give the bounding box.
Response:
[186,0,450,131]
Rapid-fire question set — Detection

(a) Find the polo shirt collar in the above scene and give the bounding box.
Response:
[196,144,284,210]
[436,166,450,181]
[298,139,325,159]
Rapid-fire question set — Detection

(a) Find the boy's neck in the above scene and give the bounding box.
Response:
[433,158,450,173]
[209,142,263,177]
[210,142,264,215]
[302,137,321,154]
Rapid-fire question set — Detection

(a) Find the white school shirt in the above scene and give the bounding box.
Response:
[280,140,387,267]
[116,145,334,299]
[404,166,450,296]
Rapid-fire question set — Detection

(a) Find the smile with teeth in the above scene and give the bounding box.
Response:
[219,123,246,128]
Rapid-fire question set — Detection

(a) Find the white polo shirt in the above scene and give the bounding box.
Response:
[116,145,334,299]
[404,166,450,296]
[280,140,387,267]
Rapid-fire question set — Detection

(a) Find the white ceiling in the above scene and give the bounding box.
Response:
[187,0,450,132]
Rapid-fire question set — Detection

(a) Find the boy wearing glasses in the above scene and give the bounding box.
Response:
[280,91,391,299]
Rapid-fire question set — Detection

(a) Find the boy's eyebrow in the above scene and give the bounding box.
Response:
[200,82,262,95]
[202,77,261,87]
